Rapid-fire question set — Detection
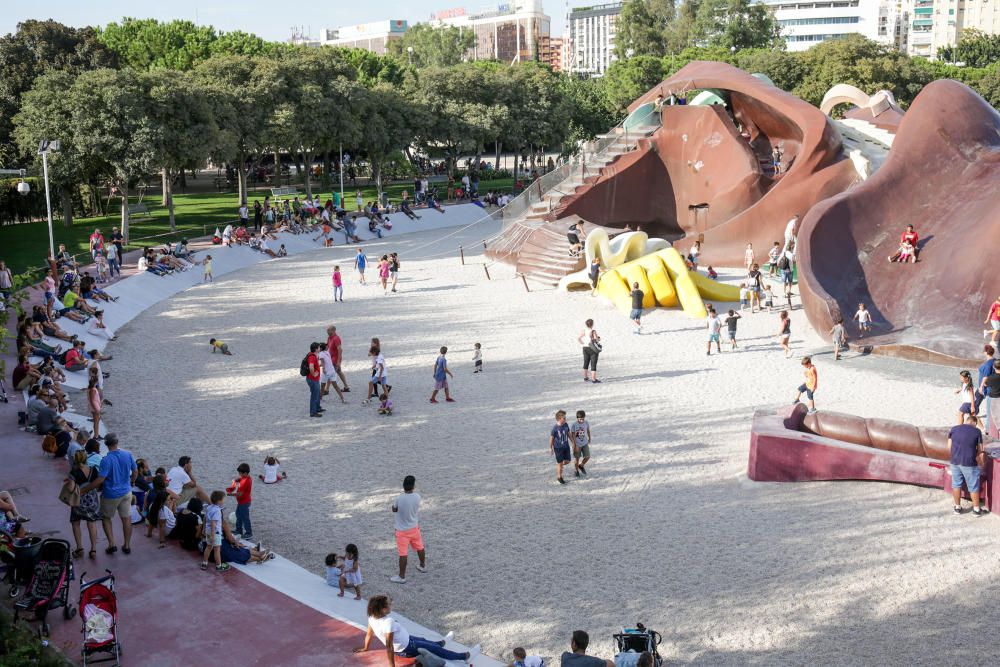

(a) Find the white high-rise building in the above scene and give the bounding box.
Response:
[431,0,551,63]
[759,0,906,51]
[565,2,624,77]
[908,0,1000,59]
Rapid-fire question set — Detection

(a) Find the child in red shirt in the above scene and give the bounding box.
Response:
[227,463,253,540]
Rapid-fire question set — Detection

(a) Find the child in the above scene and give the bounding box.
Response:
[337,543,363,600]
[354,248,367,285]
[209,338,232,355]
[144,476,173,548]
[378,255,390,294]
[794,356,818,414]
[739,283,749,311]
[258,456,287,484]
[332,265,344,302]
[830,318,847,361]
[325,553,343,587]
[226,462,253,540]
[203,254,213,282]
[763,284,775,312]
[430,346,455,403]
[509,648,544,667]
[725,309,742,350]
[853,303,872,336]
[777,310,792,358]
[277,244,287,257]
[95,252,109,283]
[571,410,591,477]
[898,239,915,263]
[768,241,781,276]
[706,265,718,280]
[549,410,572,485]
[957,370,977,425]
[378,392,393,415]
[473,342,483,373]
[318,342,347,403]
[201,490,230,572]
[744,242,755,270]
[706,307,722,355]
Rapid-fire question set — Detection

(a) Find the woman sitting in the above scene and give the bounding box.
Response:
[31,305,77,343]
[137,253,168,276]
[79,275,117,302]
[16,321,62,360]
[168,497,204,550]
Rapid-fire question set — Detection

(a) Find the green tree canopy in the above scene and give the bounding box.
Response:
[386,24,475,68]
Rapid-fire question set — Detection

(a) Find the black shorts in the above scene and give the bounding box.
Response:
[582,347,599,371]
[567,233,581,246]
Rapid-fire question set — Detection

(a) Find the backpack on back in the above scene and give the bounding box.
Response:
[299,355,310,377]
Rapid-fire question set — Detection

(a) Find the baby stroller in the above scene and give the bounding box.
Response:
[80,570,121,666]
[613,623,664,666]
[2,533,41,598]
[13,538,76,637]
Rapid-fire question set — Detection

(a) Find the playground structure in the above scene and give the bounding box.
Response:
[749,403,1000,514]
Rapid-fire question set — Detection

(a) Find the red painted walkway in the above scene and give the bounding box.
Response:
[2,247,382,666]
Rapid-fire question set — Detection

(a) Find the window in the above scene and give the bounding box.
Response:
[778,16,861,26]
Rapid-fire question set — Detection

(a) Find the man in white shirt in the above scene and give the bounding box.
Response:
[390,475,425,583]
[166,456,206,509]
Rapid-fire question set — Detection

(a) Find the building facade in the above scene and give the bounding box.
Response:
[565,2,623,77]
[538,35,564,70]
[908,0,1000,59]
[759,0,906,51]
[432,1,551,63]
[317,20,409,55]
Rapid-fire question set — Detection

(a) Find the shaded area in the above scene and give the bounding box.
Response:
[797,79,1000,364]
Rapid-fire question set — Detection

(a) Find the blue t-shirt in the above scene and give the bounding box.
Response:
[356,253,367,269]
[949,424,982,467]
[977,357,995,387]
[551,423,571,450]
[98,449,137,499]
[434,356,447,381]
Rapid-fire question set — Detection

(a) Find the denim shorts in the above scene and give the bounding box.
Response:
[553,444,572,464]
[798,384,814,400]
[629,308,642,320]
[708,333,720,343]
[951,465,981,493]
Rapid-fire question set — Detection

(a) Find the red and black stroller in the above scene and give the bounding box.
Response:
[13,538,76,637]
[80,570,121,666]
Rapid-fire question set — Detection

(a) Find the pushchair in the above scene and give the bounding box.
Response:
[80,570,121,666]
[13,538,76,637]
[2,533,41,598]
[613,623,664,666]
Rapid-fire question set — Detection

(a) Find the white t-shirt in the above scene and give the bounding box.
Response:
[159,505,177,532]
[855,309,871,324]
[393,492,421,531]
[372,354,387,380]
[369,615,409,653]
[784,217,797,241]
[262,463,280,484]
[318,350,335,376]
[708,316,722,334]
[166,466,191,495]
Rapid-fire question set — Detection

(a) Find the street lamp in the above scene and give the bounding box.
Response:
[37,140,59,261]
[1,168,29,194]
[407,46,414,65]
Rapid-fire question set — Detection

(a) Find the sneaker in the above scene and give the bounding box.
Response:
[445,398,456,402]
[416,564,427,573]
[557,477,566,485]
[430,398,439,403]
[972,508,984,517]
[574,469,580,477]
[579,465,587,475]
[242,533,254,541]
[390,575,407,584]
[216,563,231,572]
[200,562,208,570]
[591,379,601,384]
[807,409,818,414]
[954,506,963,514]
[582,377,590,382]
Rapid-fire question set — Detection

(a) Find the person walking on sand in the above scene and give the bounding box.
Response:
[578,319,602,383]
[332,265,344,302]
[985,295,1000,345]
[378,255,391,295]
[706,307,722,355]
[305,342,323,418]
[830,318,847,361]
[389,253,400,293]
[725,309,742,350]
[794,356,819,414]
[429,346,455,403]
[777,310,792,358]
[629,282,644,334]
[571,410,591,477]
[326,325,350,392]
[390,476,426,584]
[744,243,755,270]
[355,248,367,285]
[854,303,873,337]
[550,410,573,485]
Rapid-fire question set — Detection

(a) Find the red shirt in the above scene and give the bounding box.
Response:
[327,334,342,364]
[65,348,82,365]
[307,353,321,381]
[232,476,252,505]
[900,230,918,246]
[989,302,1000,322]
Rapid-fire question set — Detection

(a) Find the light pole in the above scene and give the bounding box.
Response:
[38,140,59,261]
[407,46,414,65]
[339,142,345,208]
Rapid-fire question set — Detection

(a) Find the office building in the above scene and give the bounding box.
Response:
[538,35,564,70]
[565,2,623,77]
[759,0,905,51]
[296,20,409,55]
[431,0,551,63]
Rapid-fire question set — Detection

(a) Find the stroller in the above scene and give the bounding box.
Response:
[13,538,76,637]
[80,570,121,666]
[2,533,41,598]
[613,623,664,666]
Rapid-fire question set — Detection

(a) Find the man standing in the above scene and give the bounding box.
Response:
[306,342,323,418]
[390,475,426,584]
[81,433,137,554]
[948,414,985,516]
[629,282,644,334]
[238,202,249,227]
[88,228,105,260]
[560,630,614,667]
[110,227,125,262]
[326,325,351,392]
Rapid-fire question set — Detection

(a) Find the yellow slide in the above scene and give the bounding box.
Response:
[619,264,656,309]
[636,254,678,307]
[658,247,707,319]
[688,270,741,303]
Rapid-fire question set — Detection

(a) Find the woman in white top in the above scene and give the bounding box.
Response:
[957,370,978,425]
[354,595,475,665]
[577,318,601,383]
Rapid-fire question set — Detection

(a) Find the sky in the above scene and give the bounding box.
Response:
[1,0,569,42]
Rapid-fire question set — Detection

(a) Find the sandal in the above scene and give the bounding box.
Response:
[158,542,166,549]
[122,546,131,554]
[88,550,96,559]
[72,548,84,559]
[105,545,117,555]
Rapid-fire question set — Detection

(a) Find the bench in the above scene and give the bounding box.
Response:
[270,186,300,198]
[127,203,150,217]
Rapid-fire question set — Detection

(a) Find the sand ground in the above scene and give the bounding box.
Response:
[104,224,1000,665]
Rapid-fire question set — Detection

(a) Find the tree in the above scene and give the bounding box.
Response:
[939,29,1000,68]
[602,56,666,115]
[387,24,475,68]
[67,69,161,241]
[145,70,219,230]
[693,0,781,51]
[0,20,118,166]
[732,48,806,91]
[615,0,676,59]
[97,18,216,71]
[357,86,416,195]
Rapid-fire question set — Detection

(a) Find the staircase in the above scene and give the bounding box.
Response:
[837,117,896,148]
[486,121,660,286]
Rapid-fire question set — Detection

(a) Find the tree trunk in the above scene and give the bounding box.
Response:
[120,183,131,244]
[322,150,332,191]
[495,141,502,171]
[274,150,281,185]
[179,169,187,193]
[161,168,169,206]
[302,150,313,198]
[60,185,74,228]
[166,171,176,232]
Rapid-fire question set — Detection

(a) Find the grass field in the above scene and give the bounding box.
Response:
[0,178,514,275]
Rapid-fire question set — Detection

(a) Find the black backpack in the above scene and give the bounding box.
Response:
[777,254,790,271]
[299,355,310,377]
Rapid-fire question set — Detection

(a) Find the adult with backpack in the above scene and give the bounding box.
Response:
[302,342,324,418]
[577,319,602,383]
[778,241,795,305]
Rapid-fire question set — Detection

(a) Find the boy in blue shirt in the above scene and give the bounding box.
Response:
[429,346,455,404]
[549,411,572,485]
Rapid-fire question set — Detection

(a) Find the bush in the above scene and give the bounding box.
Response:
[0,178,47,225]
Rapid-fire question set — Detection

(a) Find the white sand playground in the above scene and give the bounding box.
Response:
[105,223,1000,665]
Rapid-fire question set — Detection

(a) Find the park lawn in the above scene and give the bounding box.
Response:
[0,178,513,275]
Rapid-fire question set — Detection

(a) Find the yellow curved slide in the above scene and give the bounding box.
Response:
[658,247,707,319]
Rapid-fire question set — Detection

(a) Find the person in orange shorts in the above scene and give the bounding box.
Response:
[390,475,425,584]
